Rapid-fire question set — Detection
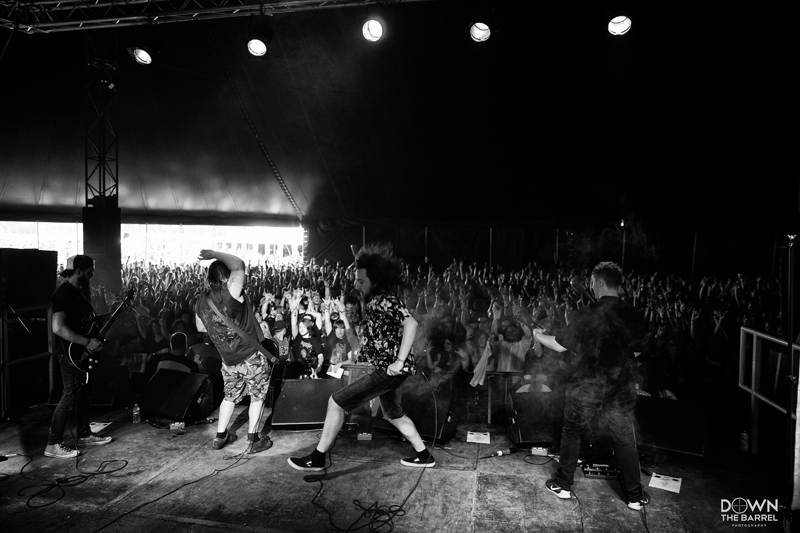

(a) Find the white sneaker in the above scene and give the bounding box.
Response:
[44,442,79,459]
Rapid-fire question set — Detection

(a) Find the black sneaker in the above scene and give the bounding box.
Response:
[77,433,113,446]
[628,490,650,510]
[247,436,273,455]
[400,455,436,468]
[546,478,571,499]
[288,455,324,472]
[212,432,237,450]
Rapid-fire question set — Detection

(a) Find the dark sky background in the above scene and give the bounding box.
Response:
[0,1,796,237]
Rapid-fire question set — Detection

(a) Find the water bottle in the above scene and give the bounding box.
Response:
[133,403,141,424]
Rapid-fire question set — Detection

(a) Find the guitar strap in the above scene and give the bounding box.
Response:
[205,294,272,364]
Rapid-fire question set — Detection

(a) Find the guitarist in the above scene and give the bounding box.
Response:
[45,255,114,459]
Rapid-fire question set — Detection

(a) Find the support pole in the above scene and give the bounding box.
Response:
[784,234,797,532]
[424,226,428,264]
[489,228,493,268]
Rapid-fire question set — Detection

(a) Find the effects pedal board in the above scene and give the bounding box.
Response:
[581,463,621,479]
[530,447,549,456]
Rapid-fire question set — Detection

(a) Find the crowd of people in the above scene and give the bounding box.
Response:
[47,248,784,510]
[78,254,783,405]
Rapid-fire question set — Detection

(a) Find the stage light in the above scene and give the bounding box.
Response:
[608,15,632,36]
[247,36,267,56]
[362,19,383,42]
[127,46,152,65]
[469,22,491,42]
[246,14,274,57]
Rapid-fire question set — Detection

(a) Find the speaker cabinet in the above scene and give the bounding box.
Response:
[505,391,561,448]
[91,366,131,407]
[272,379,346,428]
[0,248,57,308]
[372,374,457,444]
[141,369,215,421]
[634,396,710,457]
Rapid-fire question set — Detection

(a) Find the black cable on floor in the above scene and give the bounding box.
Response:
[304,372,438,533]
[92,394,270,532]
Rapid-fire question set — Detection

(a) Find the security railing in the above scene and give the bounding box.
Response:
[739,327,799,455]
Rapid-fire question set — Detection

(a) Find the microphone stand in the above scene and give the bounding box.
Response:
[0,291,32,337]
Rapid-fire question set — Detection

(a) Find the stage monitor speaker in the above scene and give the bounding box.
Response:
[91,366,131,407]
[271,379,346,428]
[372,374,456,444]
[0,248,57,308]
[141,370,214,421]
[505,391,561,448]
[635,396,710,457]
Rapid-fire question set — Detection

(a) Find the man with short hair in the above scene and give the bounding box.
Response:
[46,255,114,459]
[195,250,273,454]
[156,332,199,373]
[534,261,649,511]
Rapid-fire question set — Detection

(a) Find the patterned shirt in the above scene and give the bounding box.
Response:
[360,293,417,375]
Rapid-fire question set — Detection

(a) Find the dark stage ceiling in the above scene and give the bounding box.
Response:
[0,2,795,230]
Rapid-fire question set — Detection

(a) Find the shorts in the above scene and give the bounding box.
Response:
[332,369,408,421]
[221,352,271,403]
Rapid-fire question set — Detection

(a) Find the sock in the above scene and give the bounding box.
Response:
[248,432,258,442]
[416,448,430,461]
[216,431,227,439]
[310,448,326,465]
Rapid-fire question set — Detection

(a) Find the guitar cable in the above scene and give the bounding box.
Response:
[302,370,437,533]
[91,371,272,532]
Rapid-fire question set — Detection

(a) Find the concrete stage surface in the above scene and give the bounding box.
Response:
[0,395,786,533]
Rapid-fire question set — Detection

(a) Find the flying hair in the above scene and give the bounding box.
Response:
[355,243,404,295]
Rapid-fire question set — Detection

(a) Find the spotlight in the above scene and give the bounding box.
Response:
[362,19,383,42]
[247,36,268,56]
[127,46,152,65]
[469,22,491,42]
[608,15,632,36]
[246,14,274,56]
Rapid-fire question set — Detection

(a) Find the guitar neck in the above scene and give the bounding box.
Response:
[97,292,133,338]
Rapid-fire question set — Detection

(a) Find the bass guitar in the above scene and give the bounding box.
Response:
[68,288,135,381]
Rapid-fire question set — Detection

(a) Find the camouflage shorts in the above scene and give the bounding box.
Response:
[221,352,271,403]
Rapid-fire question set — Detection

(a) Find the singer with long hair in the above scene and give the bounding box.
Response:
[288,243,434,471]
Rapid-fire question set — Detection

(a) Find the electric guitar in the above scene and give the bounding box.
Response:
[68,288,135,381]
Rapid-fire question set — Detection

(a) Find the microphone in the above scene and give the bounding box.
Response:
[570,277,595,302]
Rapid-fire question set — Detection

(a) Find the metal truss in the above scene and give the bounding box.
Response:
[0,0,437,34]
[84,30,119,204]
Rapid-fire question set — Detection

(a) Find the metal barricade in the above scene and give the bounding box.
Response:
[739,327,799,455]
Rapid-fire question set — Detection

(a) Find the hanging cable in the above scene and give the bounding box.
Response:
[205,23,304,221]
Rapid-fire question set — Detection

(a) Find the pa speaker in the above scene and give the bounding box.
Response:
[505,391,561,448]
[91,366,131,407]
[141,370,214,421]
[634,396,710,456]
[373,374,456,444]
[271,378,346,428]
[0,248,57,309]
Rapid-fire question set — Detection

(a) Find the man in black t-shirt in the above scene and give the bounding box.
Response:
[533,261,649,511]
[46,255,114,459]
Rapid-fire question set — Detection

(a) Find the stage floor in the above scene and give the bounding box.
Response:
[0,397,788,533]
